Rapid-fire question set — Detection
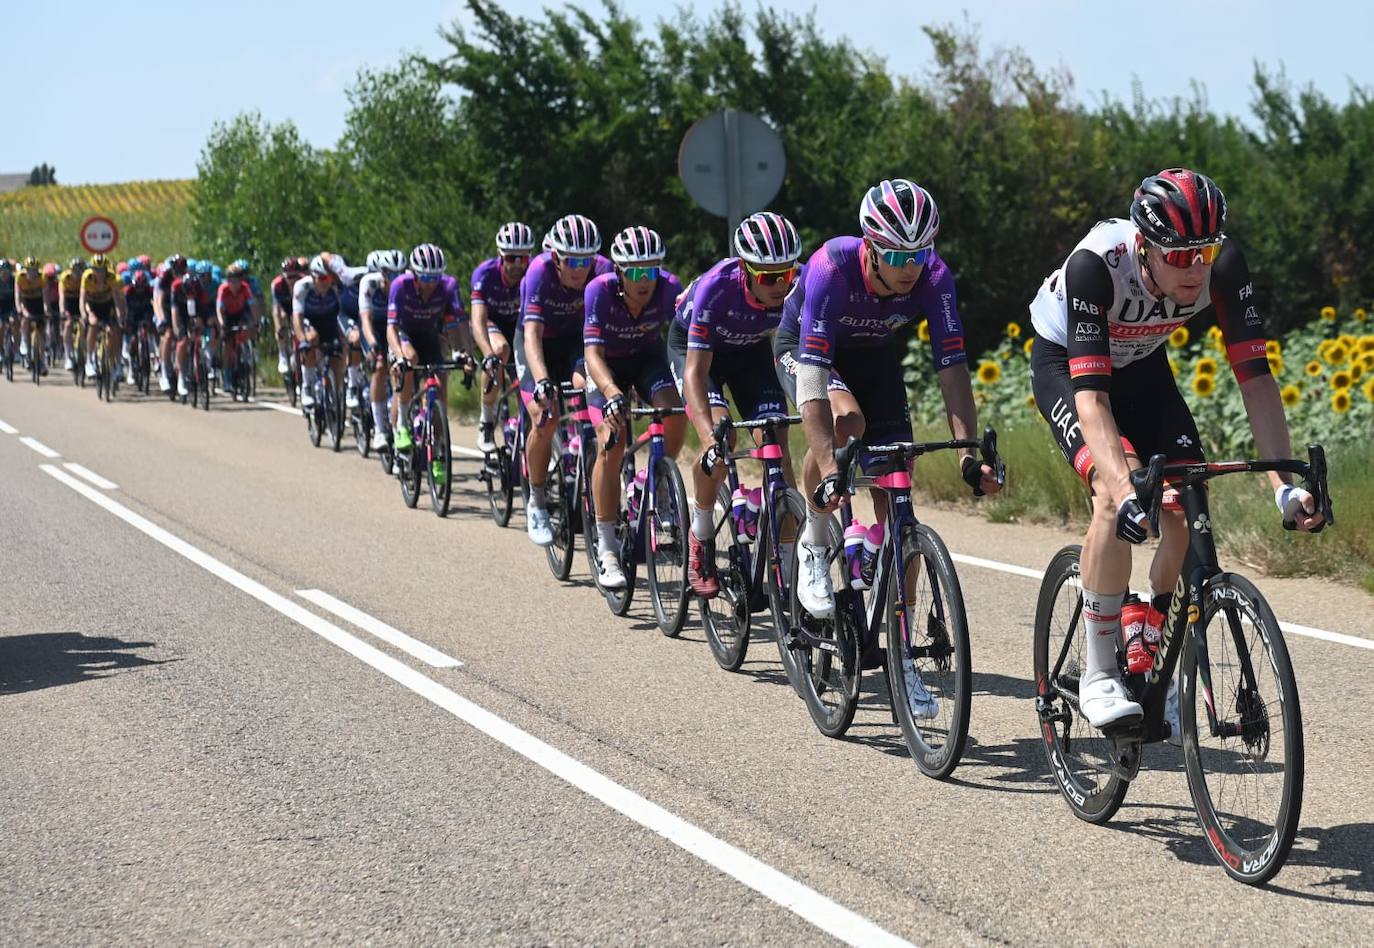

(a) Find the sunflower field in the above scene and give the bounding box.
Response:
[0,179,193,263]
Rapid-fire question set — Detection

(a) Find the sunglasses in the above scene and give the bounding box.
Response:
[743,261,799,287]
[1153,241,1223,268]
[876,246,933,268]
[559,255,595,270]
[620,265,660,282]
[501,254,531,266]
[416,272,442,283]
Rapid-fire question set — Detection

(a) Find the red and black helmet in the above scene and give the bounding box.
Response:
[1130,168,1226,248]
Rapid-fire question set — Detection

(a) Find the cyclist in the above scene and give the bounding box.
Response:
[59,257,85,370]
[171,267,212,398]
[1028,168,1324,730]
[80,255,128,381]
[217,263,256,390]
[293,254,346,410]
[123,269,155,378]
[518,213,612,547]
[471,221,535,452]
[0,259,16,363]
[359,249,405,452]
[669,211,803,598]
[778,178,1001,635]
[386,244,471,482]
[582,226,686,588]
[336,257,369,411]
[155,255,189,392]
[270,256,305,375]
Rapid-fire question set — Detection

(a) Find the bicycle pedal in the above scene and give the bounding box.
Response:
[861,645,885,671]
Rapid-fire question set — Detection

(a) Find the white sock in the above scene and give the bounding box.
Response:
[693,505,714,540]
[1081,589,1126,684]
[371,400,389,434]
[348,365,365,388]
[480,400,496,424]
[597,521,618,553]
[802,506,830,547]
[397,399,411,425]
[529,483,547,508]
[302,364,318,388]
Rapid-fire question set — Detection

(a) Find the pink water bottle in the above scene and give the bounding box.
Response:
[860,522,884,588]
[731,488,750,543]
[843,521,867,590]
[744,487,762,541]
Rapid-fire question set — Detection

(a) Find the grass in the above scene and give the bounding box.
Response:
[0,180,193,263]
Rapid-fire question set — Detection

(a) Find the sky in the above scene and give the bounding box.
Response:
[6,1,1372,185]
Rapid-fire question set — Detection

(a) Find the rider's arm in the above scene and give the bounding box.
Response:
[1065,249,1133,504]
[360,298,379,349]
[291,281,308,341]
[582,280,618,396]
[683,348,717,445]
[795,254,840,478]
[469,300,493,358]
[215,284,228,330]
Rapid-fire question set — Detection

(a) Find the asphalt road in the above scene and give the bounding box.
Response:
[3,373,1371,946]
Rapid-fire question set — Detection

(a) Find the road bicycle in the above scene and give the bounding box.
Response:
[478,363,521,527]
[300,341,343,448]
[347,339,375,458]
[182,324,213,411]
[225,325,257,403]
[1033,445,1333,884]
[29,317,48,385]
[93,321,118,402]
[393,359,469,518]
[782,431,1003,780]
[128,317,154,395]
[522,381,597,581]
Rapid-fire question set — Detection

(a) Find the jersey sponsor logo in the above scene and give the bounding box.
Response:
[1051,398,1083,445]
[688,322,709,339]
[1104,243,1128,268]
[1071,298,1101,316]
[1227,339,1268,363]
[1244,305,1261,326]
[1068,355,1111,377]
[938,353,964,367]
[1239,282,1254,300]
[803,334,830,355]
[1108,323,1173,338]
[1114,296,1198,324]
[1074,321,1101,338]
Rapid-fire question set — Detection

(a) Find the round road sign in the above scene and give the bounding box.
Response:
[79,216,119,255]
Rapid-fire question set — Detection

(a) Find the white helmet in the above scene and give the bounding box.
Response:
[541,231,554,253]
[409,243,446,276]
[308,253,334,277]
[496,222,536,253]
[367,249,406,273]
[733,212,802,266]
[547,214,601,256]
[610,226,665,265]
[858,178,939,250]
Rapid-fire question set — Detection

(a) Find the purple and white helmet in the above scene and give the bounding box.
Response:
[859,179,939,250]
[495,221,536,253]
[409,243,447,275]
[610,226,665,265]
[547,214,601,256]
[733,212,801,266]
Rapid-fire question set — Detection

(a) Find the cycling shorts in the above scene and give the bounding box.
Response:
[303,317,340,348]
[773,327,912,446]
[20,297,46,319]
[515,327,585,403]
[62,296,80,319]
[667,321,787,421]
[88,299,116,324]
[587,342,676,412]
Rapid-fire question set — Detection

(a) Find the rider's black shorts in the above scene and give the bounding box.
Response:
[773,326,912,446]
[667,320,787,420]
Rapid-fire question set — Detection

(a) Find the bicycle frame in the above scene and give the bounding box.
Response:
[611,405,685,565]
[712,414,801,604]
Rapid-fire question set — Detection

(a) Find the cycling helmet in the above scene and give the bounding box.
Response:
[495,221,536,254]
[226,263,247,279]
[610,226,666,265]
[43,263,59,277]
[232,257,251,274]
[859,178,940,250]
[168,253,188,274]
[182,269,201,284]
[0,258,12,273]
[281,255,302,274]
[733,212,802,266]
[91,254,111,271]
[408,243,446,275]
[22,256,39,271]
[70,257,86,271]
[366,249,406,273]
[211,265,223,281]
[308,254,335,278]
[1130,168,1226,249]
[196,260,212,276]
[547,214,601,256]
[137,254,152,269]
[542,231,554,253]
[132,269,151,287]
[116,261,129,275]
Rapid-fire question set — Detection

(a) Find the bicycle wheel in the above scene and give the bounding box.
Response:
[886,524,973,779]
[1182,573,1302,885]
[789,514,859,737]
[198,348,211,410]
[4,334,12,383]
[398,409,422,508]
[325,375,343,451]
[765,487,808,692]
[95,338,108,401]
[355,389,373,458]
[1032,545,1130,823]
[702,486,751,672]
[646,456,691,637]
[604,513,637,616]
[577,440,601,578]
[426,407,453,518]
[544,431,576,581]
[287,353,299,408]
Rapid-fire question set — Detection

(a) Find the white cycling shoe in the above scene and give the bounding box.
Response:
[176,377,189,398]
[277,355,290,374]
[476,423,497,454]
[301,391,315,409]
[345,389,360,409]
[370,430,389,451]
[903,663,940,720]
[1164,676,1182,747]
[797,542,835,619]
[526,505,553,547]
[1080,674,1144,729]
[158,374,171,393]
[597,550,627,589]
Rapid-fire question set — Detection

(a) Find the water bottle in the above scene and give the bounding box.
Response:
[731,488,750,543]
[843,521,867,590]
[626,467,647,523]
[860,522,884,589]
[503,416,518,444]
[744,487,762,541]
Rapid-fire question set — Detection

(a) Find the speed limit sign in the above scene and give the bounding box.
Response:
[79,216,119,255]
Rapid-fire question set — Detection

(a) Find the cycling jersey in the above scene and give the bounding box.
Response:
[518,251,613,339]
[15,271,45,301]
[125,284,155,321]
[386,272,464,341]
[270,274,293,312]
[80,269,123,304]
[292,275,342,327]
[781,236,967,371]
[217,281,254,320]
[339,279,361,322]
[358,272,390,319]
[1028,218,1269,390]
[583,270,683,359]
[674,257,799,351]
[59,269,82,298]
[0,279,14,315]
[470,256,523,337]
[171,278,211,322]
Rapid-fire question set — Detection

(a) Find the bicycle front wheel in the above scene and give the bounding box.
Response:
[887,525,972,779]
[789,514,858,738]
[325,376,342,451]
[765,487,808,693]
[702,486,751,672]
[646,456,691,637]
[1182,572,1302,885]
[544,431,576,581]
[426,408,453,518]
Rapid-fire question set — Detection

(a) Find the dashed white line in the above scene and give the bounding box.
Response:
[62,462,118,490]
[296,588,462,668]
[0,419,17,435]
[39,461,910,947]
[258,400,300,415]
[19,436,60,458]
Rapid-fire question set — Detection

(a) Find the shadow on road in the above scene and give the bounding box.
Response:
[0,631,166,695]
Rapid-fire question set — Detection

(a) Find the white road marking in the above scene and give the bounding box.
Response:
[39,461,911,948]
[258,400,300,415]
[19,436,60,458]
[453,445,485,458]
[0,419,17,435]
[950,549,1373,651]
[62,462,118,490]
[296,589,462,668]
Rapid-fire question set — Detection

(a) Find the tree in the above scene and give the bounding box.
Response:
[27,164,57,186]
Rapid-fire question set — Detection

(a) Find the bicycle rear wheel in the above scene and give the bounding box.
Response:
[544,431,576,581]
[703,486,751,672]
[577,440,600,574]
[887,524,972,779]
[1182,572,1302,885]
[198,348,210,410]
[603,514,638,616]
[646,456,691,637]
[398,408,422,508]
[789,515,859,738]
[1032,545,1130,823]
[765,487,808,692]
[325,374,343,451]
[427,407,453,518]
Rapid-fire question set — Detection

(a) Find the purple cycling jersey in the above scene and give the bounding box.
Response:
[518,251,614,339]
[470,257,522,328]
[386,272,465,339]
[780,235,967,371]
[583,269,684,359]
[674,257,800,351]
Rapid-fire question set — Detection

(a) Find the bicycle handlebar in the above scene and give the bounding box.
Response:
[710,414,802,448]
[816,428,1005,508]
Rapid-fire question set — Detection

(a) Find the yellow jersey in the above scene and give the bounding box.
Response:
[59,269,82,298]
[80,268,123,303]
[16,270,46,300]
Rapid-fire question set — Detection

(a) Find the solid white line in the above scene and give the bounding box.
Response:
[453,445,485,458]
[258,400,300,415]
[949,552,1045,581]
[296,589,462,668]
[38,461,910,947]
[0,419,17,435]
[19,436,60,458]
[62,462,118,490]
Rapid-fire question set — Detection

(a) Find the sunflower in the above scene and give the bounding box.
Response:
[1339,333,1357,349]
[1195,356,1219,377]
[1351,362,1365,383]
[1023,338,1034,357]
[917,319,930,342]
[1359,336,1374,353]
[1332,388,1353,413]
[1207,325,1224,343]
[1266,339,1282,356]
[1354,308,1368,323]
[1327,343,1350,365]
[1365,376,1374,403]
[1305,360,1323,377]
[1006,322,1022,339]
[976,360,1002,384]
[1169,327,1189,348]
[1331,369,1353,389]
[1280,383,1301,407]
[1192,374,1216,397]
[1321,305,1338,321]
[1169,357,1180,378]
[1268,354,1284,375]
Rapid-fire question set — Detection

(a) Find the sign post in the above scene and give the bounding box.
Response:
[678,109,786,251]
[79,216,119,255]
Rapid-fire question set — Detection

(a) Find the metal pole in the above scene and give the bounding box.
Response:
[723,108,742,253]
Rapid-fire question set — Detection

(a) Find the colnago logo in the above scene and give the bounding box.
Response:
[1149,573,1189,685]
[1072,298,1101,316]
